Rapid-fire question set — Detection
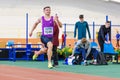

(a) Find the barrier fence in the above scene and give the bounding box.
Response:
[62,22,120,47]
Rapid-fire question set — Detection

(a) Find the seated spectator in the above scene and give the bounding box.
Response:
[70,38,98,66]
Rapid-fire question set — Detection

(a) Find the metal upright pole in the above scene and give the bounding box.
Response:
[26,13,28,45]
[64,24,66,47]
[26,13,30,61]
[93,21,95,42]
[110,21,112,41]
[106,15,108,22]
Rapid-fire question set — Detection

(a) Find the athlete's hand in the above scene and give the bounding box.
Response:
[89,39,92,42]
[54,14,59,21]
[29,32,33,37]
[74,38,77,42]
[107,40,111,44]
[105,41,108,44]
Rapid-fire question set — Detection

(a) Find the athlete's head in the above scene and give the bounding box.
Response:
[79,14,84,22]
[81,38,87,44]
[105,21,111,28]
[43,6,51,16]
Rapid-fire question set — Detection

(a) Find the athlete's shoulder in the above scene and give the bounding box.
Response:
[75,21,80,24]
[101,25,105,28]
[36,17,42,23]
[84,21,88,23]
[41,16,44,19]
[51,16,53,18]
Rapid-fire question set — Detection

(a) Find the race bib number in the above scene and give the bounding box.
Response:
[44,27,53,35]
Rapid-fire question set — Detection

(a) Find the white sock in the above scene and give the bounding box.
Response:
[84,60,87,62]
[94,59,97,62]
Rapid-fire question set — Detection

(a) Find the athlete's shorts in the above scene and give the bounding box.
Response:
[41,35,53,47]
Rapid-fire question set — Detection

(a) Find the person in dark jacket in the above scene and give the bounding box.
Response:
[52,20,62,67]
[98,21,111,52]
[74,15,91,40]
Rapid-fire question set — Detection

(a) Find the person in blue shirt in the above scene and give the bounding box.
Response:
[116,31,120,47]
[74,15,91,40]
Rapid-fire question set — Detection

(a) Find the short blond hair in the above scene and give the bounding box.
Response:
[81,38,87,43]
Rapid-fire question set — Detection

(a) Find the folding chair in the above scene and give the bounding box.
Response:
[103,43,118,63]
[7,40,14,48]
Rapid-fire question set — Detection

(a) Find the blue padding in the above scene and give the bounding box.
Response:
[103,43,118,54]
[7,40,14,46]
[90,42,98,48]
[36,54,45,61]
